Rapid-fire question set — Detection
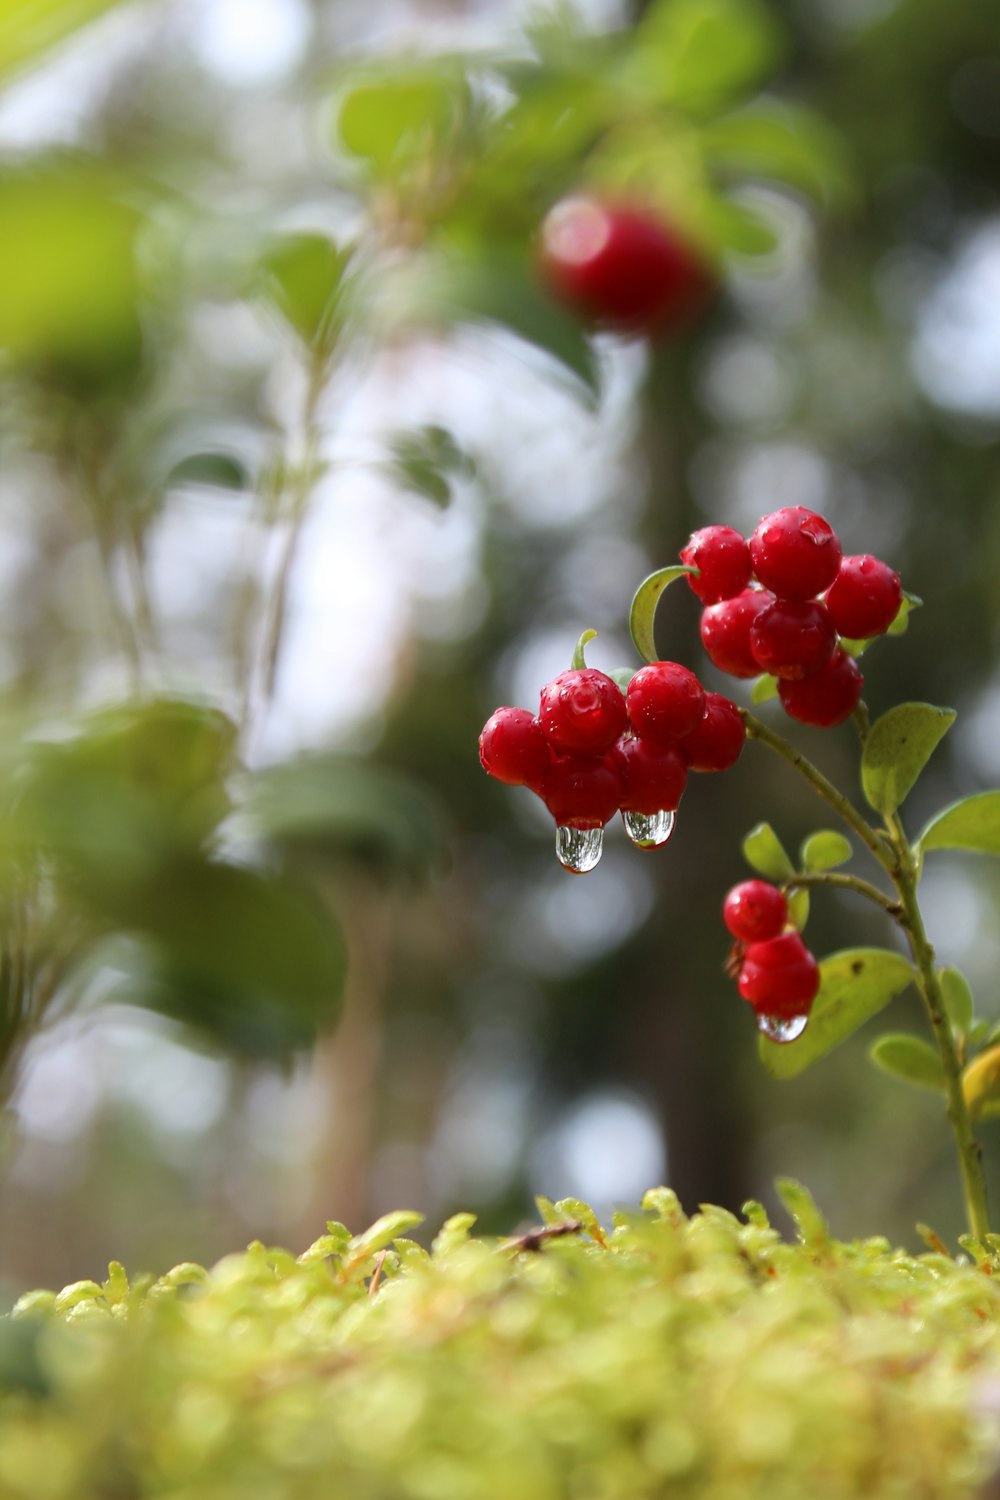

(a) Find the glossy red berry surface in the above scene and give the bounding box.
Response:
[626,661,706,743]
[479,707,553,789]
[700,588,775,678]
[749,508,842,601]
[612,735,687,814]
[723,880,788,944]
[538,668,628,756]
[825,554,903,639]
[777,648,863,728]
[680,526,752,605]
[538,198,712,334]
[682,693,746,771]
[737,931,820,1016]
[749,599,837,681]
[540,754,623,829]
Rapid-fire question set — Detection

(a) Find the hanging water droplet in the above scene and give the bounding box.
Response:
[756,1011,809,1044]
[622,809,676,849]
[555,824,603,874]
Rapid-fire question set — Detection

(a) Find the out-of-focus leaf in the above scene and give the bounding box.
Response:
[703,104,853,206]
[166,452,248,493]
[751,674,778,704]
[963,1046,1000,1123]
[384,424,474,508]
[632,0,783,114]
[869,1033,946,1092]
[760,948,917,1079]
[0,0,130,80]
[258,234,353,351]
[860,703,955,816]
[336,67,468,176]
[939,967,975,1037]
[628,566,697,663]
[919,792,1000,857]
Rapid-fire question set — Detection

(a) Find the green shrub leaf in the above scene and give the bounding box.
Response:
[633,0,783,114]
[628,566,697,663]
[751,673,779,704]
[919,791,1000,856]
[759,948,916,1078]
[860,703,955,816]
[962,1045,1000,1123]
[939,967,975,1036]
[741,822,794,881]
[869,1033,946,1093]
[800,830,853,871]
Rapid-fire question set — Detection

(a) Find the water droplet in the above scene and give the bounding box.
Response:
[756,1012,809,1044]
[622,809,676,849]
[555,825,603,874]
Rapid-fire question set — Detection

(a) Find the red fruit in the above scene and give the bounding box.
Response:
[538,668,628,756]
[683,693,746,771]
[777,648,863,728]
[626,661,706,743]
[612,735,687,814]
[737,932,819,1017]
[700,589,775,678]
[825,554,903,639]
[540,754,623,829]
[723,880,788,944]
[680,526,752,605]
[479,707,553,789]
[749,508,842,601]
[749,599,837,681]
[538,198,712,335]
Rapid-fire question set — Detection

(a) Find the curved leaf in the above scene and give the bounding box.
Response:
[571,630,598,671]
[751,673,778,704]
[869,1033,946,1093]
[919,791,1000,856]
[759,948,917,1079]
[628,566,697,664]
[860,703,955,816]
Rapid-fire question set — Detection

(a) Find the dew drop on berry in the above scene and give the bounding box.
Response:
[756,1012,809,1044]
[555,824,604,874]
[622,809,676,849]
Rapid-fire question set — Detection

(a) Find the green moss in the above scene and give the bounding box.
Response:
[3,1187,1000,1498]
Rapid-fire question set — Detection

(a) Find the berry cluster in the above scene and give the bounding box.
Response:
[479,660,745,873]
[722,879,820,1042]
[682,509,903,728]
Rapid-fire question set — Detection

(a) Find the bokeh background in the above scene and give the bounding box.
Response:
[0,0,999,1296]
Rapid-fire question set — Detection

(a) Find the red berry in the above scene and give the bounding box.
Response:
[540,754,623,828]
[737,932,820,1017]
[538,669,628,756]
[680,526,752,605]
[626,661,705,743]
[682,692,746,771]
[479,707,553,789]
[612,735,687,814]
[777,648,863,728]
[700,589,775,678]
[749,508,842,601]
[723,880,788,943]
[538,198,712,335]
[749,599,837,681]
[825,554,903,639]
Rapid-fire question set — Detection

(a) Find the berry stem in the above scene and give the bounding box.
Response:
[782,870,901,918]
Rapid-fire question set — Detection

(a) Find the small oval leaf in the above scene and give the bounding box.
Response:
[628,566,697,664]
[939,967,975,1037]
[751,673,779,704]
[869,1033,946,1093]
[962,1045,1000,1123]
[787,887,809,931]
[800,830,853,871]
[742,822,794,881]
[919,791,1000,856]
[759,948,917,1079]
[860,703,955,816]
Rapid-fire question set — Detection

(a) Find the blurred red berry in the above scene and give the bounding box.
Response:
[749,507,842,601]
[777,648,864,728]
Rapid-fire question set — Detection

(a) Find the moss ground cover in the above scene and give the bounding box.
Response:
[3,1183,1000,1499]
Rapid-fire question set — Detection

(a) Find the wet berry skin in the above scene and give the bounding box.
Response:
[538,198,712,334]
[538,668,628,756]
[612,735,687,814]
[825,554,903,639]
[778,648,864,728]
[479,708,553,789]
[723,880,788,944]
[700,588,775,678]
[682,693,746,771]
[540,754,623,829]
[749,599,837,681]
[737,931,820,1017]
[680,526,752,605]
[626,661,706,743]
[749,507,842,601]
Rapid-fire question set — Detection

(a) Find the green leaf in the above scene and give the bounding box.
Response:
[787,887,809,931]
[774,1178,828,1248]
[869,1033,946,1093]
[962,1045,1000,1123]
[741,822,794,881]
[751,674,778,704]
[633,0,783,114]
[860,703,955,816]
[259,233,352,350]
[939,967,975,1036]
[609,668,635,694]
[919,791,1000,857]
[346,1212,425,1267]
[167,452,248,493]
[703,103,852,207]
[384,424,474,509]
[0,0,131,80]
[627,566,697,663]
[888,591,922,637]
[336,68,467,175]
[571,630,597,671]
[759,948,917,1079]
[800,831,853,871]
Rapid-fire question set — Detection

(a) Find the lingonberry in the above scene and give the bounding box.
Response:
[612,735,687,814]
[700,588,775,678]
[682,692,746,771]
[825,554,903,639]
[680,526,752,605]
[540,754,623,829]
[538,668,628,756]
[749,507,842,601]
[737,931,820,1016]
[749,598,837,681]
[723,880,788,944]
[479,707,553,789]
[538,198,712,335]
[626,661,706,743]
[777,648,864,728]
